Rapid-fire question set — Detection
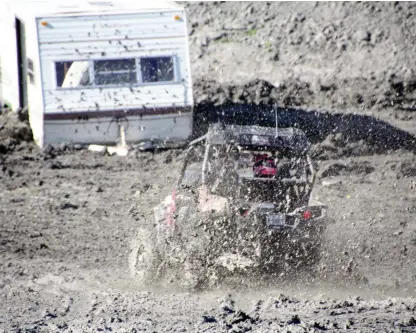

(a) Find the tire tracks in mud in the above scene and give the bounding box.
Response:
[0,137,415,331]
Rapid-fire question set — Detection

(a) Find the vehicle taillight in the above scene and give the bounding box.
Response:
[303,210,312,220]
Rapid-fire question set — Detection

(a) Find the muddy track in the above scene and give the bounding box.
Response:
[0,136,415,331]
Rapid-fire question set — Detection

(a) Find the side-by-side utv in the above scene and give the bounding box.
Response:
[129,124,328,289]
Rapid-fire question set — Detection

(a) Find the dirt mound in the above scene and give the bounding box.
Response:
[0,108,33,154]
[193,103,416,159]
[185,1,416,112]
[193,78,313,107]
[319,161,375,178]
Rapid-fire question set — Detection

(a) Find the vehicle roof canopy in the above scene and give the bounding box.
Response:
[205,124,311,153]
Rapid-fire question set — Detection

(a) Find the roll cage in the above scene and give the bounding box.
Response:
[176,124,316,209]
[177,124,315,192]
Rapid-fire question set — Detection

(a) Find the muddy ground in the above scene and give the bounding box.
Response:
[1,118,416,331]
[1,1,416,332]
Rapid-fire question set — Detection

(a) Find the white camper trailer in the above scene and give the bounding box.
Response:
[0,0,194,147]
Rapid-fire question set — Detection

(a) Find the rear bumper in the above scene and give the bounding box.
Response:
[258,205,327,232]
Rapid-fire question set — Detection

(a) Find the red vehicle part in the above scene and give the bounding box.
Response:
[253,156,277,178]
[254,154,269,163]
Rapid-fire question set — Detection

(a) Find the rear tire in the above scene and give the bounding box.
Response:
[128,227,160,285]
[174,210,208,291]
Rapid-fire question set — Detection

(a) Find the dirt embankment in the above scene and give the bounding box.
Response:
[0,108,32,154]
[185,1,416,113]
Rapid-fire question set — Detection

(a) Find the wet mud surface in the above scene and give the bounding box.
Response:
[1,139,415,332]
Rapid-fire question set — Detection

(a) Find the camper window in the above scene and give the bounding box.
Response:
[55,61,91,88]
[27,58,35,85]
[94,59,136,85]
[54,56,177,88]
[140,57,175,83]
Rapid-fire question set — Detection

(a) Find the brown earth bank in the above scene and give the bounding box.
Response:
[185,1,416,113]
[186,1,416,155]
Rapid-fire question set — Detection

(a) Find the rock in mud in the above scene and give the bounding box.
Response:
[219,296,236,315]
[226,310,255,326]
[287,314,301,325]
[60,202,79,210]
[200,315,217,324]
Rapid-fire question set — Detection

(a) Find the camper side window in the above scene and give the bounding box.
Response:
[54,56,177,88]
[140,57,175,83]
[55,61,92,88]
[94,59,137,86]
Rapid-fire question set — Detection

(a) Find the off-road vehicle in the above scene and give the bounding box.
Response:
[129,124,328,289]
